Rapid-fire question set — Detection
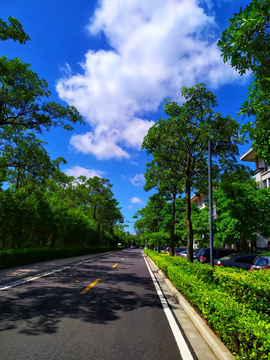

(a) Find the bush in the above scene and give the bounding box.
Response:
[145,249,270,360]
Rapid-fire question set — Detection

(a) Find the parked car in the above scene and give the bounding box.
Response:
[174,247,186,256]
[160,246,167,252]
[195,248,236,264]
[180,249,200,259]
[215,253,257,270]
[250,255,270,271]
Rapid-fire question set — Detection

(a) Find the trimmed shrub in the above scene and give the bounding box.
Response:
[145,250,270,360]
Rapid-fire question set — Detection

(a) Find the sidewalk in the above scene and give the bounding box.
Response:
[0,252,111,286]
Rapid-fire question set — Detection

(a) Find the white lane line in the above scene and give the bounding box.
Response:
[144,257,194,360]
[0,266,71,290]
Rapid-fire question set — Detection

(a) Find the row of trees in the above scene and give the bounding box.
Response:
[0,16,127,249]
[134,177,270,254]
[135,0,270,260]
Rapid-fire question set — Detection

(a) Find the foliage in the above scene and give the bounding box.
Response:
[0,56,84,135]
[133,193,168,250]
[158,198,209,247]
[213,178,270,251]
[145,249,270,360]
[142,84,243,261]
[0,15,30,44]
[218,0,270,164]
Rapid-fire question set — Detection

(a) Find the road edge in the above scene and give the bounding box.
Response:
[144,253,236,360]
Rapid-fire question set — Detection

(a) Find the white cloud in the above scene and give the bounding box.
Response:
[130,161,139,166]
[127,205,133,209]
[130,174,145,186]
[56,0,244,160]
[65,166,104,178]
[131,197,143,204]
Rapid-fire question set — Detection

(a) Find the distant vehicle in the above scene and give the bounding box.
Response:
[195,248,236,264]
[139,246,143,249]
[250,255,270,271]
[160,246,166,252]
[215,253,257,270]
[173,247,186,256]
[177,249,200,258]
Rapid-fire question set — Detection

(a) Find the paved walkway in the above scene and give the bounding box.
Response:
[0,252,111,286]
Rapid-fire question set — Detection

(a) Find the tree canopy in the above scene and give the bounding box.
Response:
[213,178,270,252]
[218,0,270,163]
[142,83,243,261]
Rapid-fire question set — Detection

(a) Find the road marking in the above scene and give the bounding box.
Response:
[112,263,118,268]
[80,278,101,294]
[143,257,194,360]
[0,267,71,291]
[122,258,125,260]
[0,255,110,291]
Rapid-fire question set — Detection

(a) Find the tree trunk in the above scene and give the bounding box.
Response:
[186,154,193,262]
[241,233,248,253]
[169,191,176,256]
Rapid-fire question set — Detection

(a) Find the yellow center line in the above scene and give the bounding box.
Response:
[122,258,125,260]
[112,263,118,268]
[80,278,101,294]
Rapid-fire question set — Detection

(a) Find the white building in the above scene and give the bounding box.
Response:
[240,148,270,251]
[190,193,208,209]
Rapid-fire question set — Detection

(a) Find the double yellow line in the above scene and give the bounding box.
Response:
[80,258,125,294]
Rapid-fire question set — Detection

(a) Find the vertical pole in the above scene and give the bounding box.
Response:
[208,140,213,267]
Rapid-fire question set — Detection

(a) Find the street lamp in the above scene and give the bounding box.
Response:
[208,140,232,267]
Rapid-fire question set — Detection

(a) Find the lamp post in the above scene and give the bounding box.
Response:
[208,140,232,267]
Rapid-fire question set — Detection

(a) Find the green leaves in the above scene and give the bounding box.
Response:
[0,16,30,44]
[142,84,243,260]
[218,0,270,164]
[146,250,270,360]
[213,178,270,251]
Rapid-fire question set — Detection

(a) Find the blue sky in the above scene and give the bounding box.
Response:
[2,0,254,233]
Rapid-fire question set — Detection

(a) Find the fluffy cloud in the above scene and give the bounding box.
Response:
[57,0,242,160]
[65,166,104,178]
[131,197,143,204]
[129,174,145,186]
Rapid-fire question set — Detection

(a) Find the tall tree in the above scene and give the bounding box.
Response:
[0,127,65,191]
[142,84,243,261]
[218,0,270,164]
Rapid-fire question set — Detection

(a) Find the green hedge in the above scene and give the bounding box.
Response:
[0,246,119,270]
[145,250,270,360]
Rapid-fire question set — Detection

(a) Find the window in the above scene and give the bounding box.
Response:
[263,180,267,188]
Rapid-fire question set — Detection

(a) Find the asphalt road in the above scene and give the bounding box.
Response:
[0,249,187,360]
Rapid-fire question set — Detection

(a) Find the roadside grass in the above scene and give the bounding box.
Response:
[145,249,270,360]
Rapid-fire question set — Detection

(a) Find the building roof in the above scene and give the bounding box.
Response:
[240,148,256,162]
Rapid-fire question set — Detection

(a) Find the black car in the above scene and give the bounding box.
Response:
[215,253,257,270]
[195,248,236,264]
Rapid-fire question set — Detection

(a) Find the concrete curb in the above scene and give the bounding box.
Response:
[145,255,235,360]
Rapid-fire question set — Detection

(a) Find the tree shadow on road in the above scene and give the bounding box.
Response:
[0,252,162,336]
